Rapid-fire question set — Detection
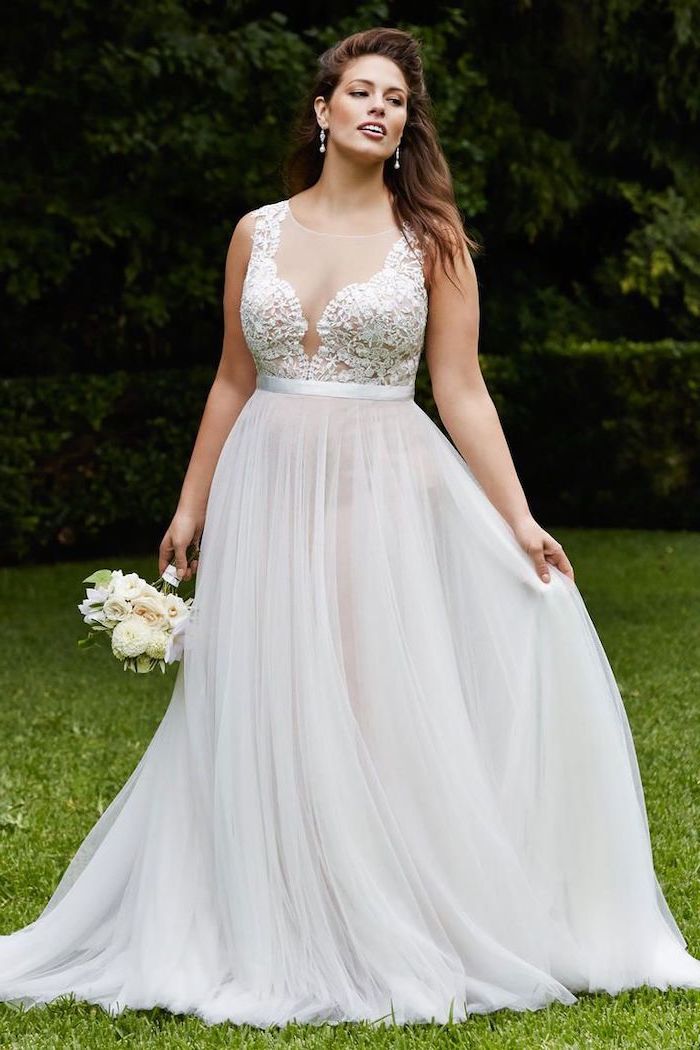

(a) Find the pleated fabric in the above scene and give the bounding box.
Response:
[1,378,700,1027]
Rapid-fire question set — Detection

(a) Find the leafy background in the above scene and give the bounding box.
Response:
[3,0,698,375]
[1,0,699,561]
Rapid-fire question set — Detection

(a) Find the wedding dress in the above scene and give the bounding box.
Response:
[1,197,700,1027]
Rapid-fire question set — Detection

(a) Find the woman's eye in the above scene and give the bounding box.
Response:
[350,90,403,105]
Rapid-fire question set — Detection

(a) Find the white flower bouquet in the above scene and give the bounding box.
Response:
[77,561,194,674]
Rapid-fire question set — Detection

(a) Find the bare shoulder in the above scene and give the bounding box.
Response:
[227,208,260,253]
[234,207,262,239]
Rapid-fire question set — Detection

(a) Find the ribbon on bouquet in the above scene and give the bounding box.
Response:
[162,540,201,589]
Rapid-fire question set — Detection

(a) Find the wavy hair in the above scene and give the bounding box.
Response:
[281,26,482,291]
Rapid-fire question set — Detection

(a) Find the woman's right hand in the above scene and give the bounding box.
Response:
[158,510,205,583]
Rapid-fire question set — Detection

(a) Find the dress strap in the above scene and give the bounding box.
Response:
[249,201,286,265]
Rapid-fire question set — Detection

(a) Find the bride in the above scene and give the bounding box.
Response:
[1,25,700,1029]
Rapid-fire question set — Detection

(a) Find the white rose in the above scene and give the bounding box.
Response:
[140,583,162,601]
[131,595,167,629]
[106,569,124,592]
[109,571,147,602]
[106,569,126,598]
[102,596,132,622]
[111,616,153,659]
[163,593,188,626]
[145,629,169,660]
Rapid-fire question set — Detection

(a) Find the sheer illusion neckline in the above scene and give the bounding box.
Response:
[285,199,400,238]
[265,202,411,362]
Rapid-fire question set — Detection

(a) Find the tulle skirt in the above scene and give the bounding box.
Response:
[2,372,700,1027]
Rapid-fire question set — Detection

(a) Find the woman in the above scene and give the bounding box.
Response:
[1,26,699,1028]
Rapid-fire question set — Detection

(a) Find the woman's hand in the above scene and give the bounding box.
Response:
[511,515,575,584]
[159,510,204,583]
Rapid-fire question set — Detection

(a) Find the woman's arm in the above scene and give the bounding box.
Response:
[423,240,574,584]
[158,211,259,581]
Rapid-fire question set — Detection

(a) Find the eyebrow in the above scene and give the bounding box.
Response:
[348,78,407,97]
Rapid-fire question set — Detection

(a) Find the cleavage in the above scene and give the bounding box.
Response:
[272,214,402,360]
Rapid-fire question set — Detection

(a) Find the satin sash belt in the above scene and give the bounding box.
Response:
[256,373,415,401]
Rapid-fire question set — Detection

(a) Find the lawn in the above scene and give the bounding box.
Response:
[0,529,699,1049]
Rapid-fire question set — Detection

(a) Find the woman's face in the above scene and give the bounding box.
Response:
[315,55,409,167]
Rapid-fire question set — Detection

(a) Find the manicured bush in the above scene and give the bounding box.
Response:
[2,340,698,564]
[484,339,700,528]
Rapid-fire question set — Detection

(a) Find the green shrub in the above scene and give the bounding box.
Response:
[2,341,698,564]
[485,339,700,528]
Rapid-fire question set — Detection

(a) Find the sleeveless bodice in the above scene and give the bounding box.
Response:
[239,199,428,386]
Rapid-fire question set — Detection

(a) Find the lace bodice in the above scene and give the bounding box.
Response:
[239,199,428,385]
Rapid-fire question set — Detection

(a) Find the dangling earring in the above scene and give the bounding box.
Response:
[319,126,326,154]
[394,142,400,169]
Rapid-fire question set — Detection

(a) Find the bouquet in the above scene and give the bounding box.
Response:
[77,553,195,674]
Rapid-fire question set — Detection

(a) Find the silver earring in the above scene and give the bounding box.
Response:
[394,142,400,169]
[319,127,326,153]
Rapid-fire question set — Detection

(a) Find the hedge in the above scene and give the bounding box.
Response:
[1,339,698,564]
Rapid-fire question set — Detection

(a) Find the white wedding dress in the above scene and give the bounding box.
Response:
[2,198,700,1027]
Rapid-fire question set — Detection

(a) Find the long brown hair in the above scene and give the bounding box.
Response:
[281,27,481,291]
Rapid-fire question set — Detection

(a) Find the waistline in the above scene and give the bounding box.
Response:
[256,374,415,401]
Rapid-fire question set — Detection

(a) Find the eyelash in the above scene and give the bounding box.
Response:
[350,90,404,106]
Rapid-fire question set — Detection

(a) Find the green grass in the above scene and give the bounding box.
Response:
[0,529,699,1049]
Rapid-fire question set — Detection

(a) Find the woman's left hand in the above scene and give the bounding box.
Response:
[511,515,575,584]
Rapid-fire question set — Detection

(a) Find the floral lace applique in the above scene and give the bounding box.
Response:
[239,200,428,385]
